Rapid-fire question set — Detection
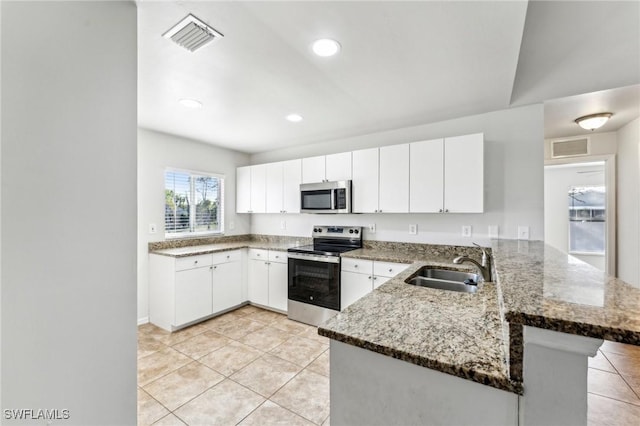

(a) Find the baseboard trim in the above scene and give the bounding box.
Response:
[137,316,149,326]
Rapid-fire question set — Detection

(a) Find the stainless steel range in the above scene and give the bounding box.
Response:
[287,226,363,326]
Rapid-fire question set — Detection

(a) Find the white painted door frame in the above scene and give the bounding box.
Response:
[545,154,616,276]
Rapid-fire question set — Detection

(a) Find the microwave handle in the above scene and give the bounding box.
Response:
[331,190,336,210]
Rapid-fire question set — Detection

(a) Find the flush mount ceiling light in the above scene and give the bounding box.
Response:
[286,114,303,122]
[179,98,203,109]
[163,14,224,52]
[312,39,341,57]
[574,113,613,131]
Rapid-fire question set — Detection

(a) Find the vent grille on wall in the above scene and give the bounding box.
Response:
[551,137,590,158]
[163,14,223,52]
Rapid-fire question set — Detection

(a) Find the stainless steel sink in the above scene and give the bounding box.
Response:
[405,267,482,293]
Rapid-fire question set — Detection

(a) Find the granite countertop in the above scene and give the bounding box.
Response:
[492,239,640,380]
[149,234,310,258]
[319,252,519,394]
[319,239,640,395]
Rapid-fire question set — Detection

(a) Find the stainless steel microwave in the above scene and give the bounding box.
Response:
[300,180,352,214]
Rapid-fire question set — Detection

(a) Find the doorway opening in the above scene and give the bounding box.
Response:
[544,159,615,274]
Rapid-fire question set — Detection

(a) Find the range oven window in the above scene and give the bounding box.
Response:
[301,190,332,210]
[288,257,340,311]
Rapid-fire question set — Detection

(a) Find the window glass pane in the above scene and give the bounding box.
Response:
[194,175,220,233]
[568,186,605,254]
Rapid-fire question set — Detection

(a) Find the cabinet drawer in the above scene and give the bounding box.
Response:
[248,248,268,261]
[175,254,213,271]
[374,261,410,278]
[341,258,373,274]
[211,250,241,265]
[268,250,287,263]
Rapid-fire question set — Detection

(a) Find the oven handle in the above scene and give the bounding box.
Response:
[288,252,340,264]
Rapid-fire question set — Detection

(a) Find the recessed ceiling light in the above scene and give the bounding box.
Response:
[286,114,303,123]
[179,98,203,109]
[312,39,341,57]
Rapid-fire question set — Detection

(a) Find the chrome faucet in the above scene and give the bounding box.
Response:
[453,243,492,282]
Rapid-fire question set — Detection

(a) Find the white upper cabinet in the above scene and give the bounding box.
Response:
[266,162,284,213]
[249,164,267,213]
[302,152,352,183]
[265,159,301,214]
[352,148,379,213]
[282,159,302,213]
[410,139,445,212]
[325,152,352,181]
[236,166,251,213]
[237,133,482,214]
[409,134,483,213]
[444,133,483,213]
[379,144,409,213]
[302,155,326,183]
[237,164,267,213]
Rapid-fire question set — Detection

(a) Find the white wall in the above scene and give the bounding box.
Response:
[544,163,606,270]
[138,128,251,323]
[1,2,137,424]
[250,104,545,245]
[617,117,640,287]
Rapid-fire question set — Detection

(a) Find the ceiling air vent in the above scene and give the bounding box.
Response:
[163,14,223,52]
[551,137,590,158]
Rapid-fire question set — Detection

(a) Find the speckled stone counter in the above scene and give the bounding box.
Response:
[320,249,519,393]
[492,239,640,381]
[319,239,640,395]
[148,234,311,257]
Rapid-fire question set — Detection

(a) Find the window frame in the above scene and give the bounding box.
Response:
[164,167,225,239]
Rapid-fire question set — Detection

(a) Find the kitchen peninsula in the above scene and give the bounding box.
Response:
[319,240,640,426]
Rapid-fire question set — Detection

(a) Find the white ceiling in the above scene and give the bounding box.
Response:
[137,1,640,154]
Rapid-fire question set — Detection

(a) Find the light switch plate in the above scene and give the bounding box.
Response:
[518,226,530,240]
[280,220,286,230]
[149,223,157,234]
[228,221,235,231]
[488,225,499,239]
[462,225,472,238]
[368,223,376,233]
[409,224,417,235]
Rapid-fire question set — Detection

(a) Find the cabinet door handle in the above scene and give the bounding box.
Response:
[214,266,217,269]
[439,209,443,213]
[209,266,213,270]
[194,260,198,264]
[388,268,393,272]
[354,264,358,268]
[445,209,449,213]
[368,276,372,279]
[373,276,378,280]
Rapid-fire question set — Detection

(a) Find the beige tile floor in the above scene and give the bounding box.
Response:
[138,305,329,425]
[588,340,640,425]
[139,305,640,425]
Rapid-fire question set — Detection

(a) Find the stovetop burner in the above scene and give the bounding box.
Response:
[287,225,363,257]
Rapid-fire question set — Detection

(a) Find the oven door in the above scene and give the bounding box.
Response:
[288,253,340,311]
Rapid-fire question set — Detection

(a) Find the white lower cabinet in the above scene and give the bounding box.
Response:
[341,258,410,309]
[150,249,243,331]
[174,266,213,326]
[247,249,288,312]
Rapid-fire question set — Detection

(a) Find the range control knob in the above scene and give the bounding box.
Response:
[349,229,354,234]
[313,228,318,232]
[318,228,322,232]
[354,229,359,234]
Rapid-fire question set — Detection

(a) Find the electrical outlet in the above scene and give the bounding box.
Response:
[280,220,286,230]
[409,224,417,235]
[368,223,376,233]
[149,223,157,234]
[228,221,235,231]
[518,226,530,240]
[462,225,472,237]
[488,225,499,239]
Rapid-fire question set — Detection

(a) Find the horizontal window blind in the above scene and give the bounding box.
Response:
[165,170,223,236]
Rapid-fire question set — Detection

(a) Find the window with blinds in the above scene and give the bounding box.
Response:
[165,169,223,237]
